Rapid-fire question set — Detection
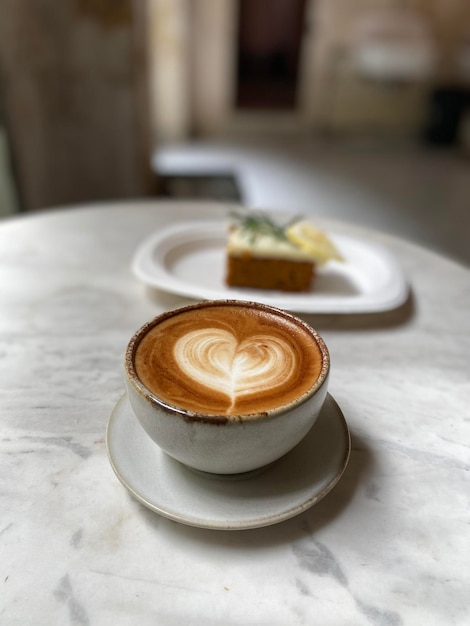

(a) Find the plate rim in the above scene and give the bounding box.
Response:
[106,392,351,530]
[132,219,409,314]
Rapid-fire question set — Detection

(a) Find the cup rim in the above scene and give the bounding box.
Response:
[125,299,330,423]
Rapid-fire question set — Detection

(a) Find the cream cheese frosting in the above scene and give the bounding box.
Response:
[227,227,317,262]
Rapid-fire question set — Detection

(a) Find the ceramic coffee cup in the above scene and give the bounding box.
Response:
[124,300,330,474]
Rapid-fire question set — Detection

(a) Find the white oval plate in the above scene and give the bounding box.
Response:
[132,220,409,313]
[106,393,351,530]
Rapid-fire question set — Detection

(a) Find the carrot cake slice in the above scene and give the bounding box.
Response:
[225,211,343,292]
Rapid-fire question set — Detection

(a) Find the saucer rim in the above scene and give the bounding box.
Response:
[106,392,351,530]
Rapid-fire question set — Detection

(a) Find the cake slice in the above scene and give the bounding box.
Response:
[225,211,343,292]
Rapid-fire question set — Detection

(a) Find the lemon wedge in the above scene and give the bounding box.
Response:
[286,220,344,265]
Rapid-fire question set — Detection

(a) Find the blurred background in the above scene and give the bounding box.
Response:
[0,0,469,264]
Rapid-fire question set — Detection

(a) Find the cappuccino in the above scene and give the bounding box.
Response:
[131,301,326,416]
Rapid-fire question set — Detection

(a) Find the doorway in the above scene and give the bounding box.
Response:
[236,0,307,110]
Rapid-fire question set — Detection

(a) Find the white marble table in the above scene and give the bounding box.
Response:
[1,201,469,625]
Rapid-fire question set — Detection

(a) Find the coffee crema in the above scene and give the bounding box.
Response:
[133,303,325,416]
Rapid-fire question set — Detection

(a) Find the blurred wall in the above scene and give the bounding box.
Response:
[148,0,470,141]
[0,0,154,211]
[302,0,470,134]
[148,0,237,142]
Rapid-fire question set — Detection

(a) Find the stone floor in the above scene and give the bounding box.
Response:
[2,131,468,267]
[154,136,470,267]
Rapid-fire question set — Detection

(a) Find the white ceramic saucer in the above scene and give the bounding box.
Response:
[106,393,351,530]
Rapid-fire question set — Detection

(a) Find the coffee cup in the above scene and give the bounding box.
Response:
[124,300,330,474]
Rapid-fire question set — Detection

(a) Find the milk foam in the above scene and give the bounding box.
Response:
[174,328,295,408]
[133,303,325,416]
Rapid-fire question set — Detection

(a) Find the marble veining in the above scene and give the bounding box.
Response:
[293,535,402,626]
[19,435,92,459]
[54,574,90,626]
[0,202,469,625]
[293,536,349,586]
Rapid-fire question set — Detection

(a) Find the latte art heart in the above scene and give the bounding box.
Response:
[174,328,296,405]
[133,303,325,416]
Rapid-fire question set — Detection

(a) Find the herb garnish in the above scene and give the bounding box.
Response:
[230,211,302,243]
